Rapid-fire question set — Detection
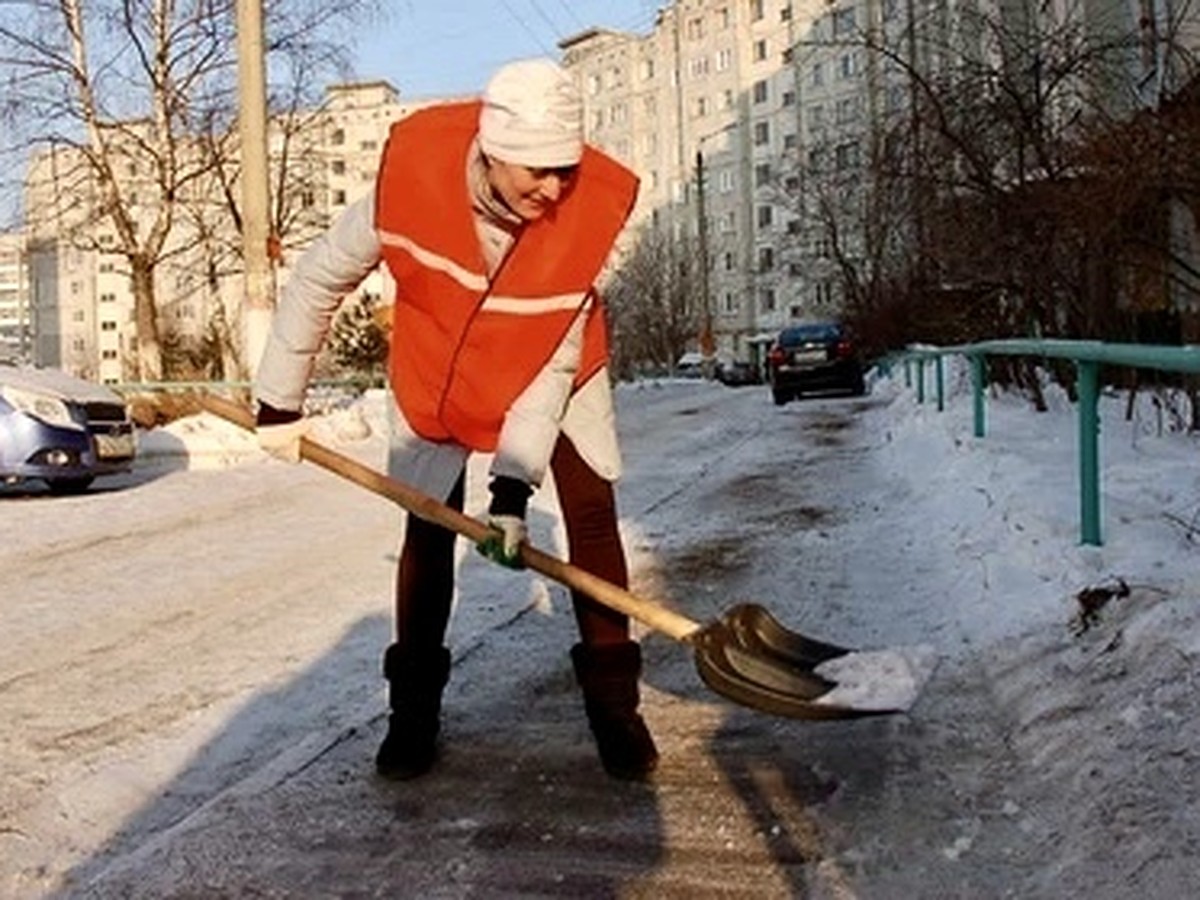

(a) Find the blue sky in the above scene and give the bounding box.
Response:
[347,1,662,99]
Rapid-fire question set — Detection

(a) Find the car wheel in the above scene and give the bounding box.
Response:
[772,389,790,406]
[45,476,95,495]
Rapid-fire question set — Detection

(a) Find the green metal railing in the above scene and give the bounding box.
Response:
[894,339,1200,546]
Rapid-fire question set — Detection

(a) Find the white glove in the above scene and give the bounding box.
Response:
[256,418,310,463]
[479,514,528,568]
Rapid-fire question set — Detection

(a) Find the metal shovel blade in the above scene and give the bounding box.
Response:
[690,603,888,720]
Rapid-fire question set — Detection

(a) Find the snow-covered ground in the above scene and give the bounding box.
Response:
[3,360,1199,897]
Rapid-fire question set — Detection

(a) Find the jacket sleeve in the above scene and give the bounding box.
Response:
[489,306,587,487]
[254,194,382,412]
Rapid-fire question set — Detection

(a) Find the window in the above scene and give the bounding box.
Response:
[718,6,731,28]
[757,205,774,229]
[833,7,856,36]
[724,251,736,270]
[750,0,764,21]
[781,5,792,21]
[641,58,655,80]
[835,141,861,169]
[718,169,736,193]
[686,17,705,40]
[689,57,709,78]
[721,88,735,109]
[101,320,117,331]
[839,53,858,79]
[759,286,777,313]
[758,246,775,272]
[753,39,768,62]
[754,163,771,186]
[694,96,709,117]
[753,121,770,146]
[753,80,769,104]
[331,159,346,175]
[782,89,795,106]
[588,73,601,95]
[360,140,378,151]
[102,349,118,360]
[809,104,825,128]
[98,261,115,274]
[783,133,797,150]
[332,189,347,205]
[330,128,345,145]
[716,48,733,72]
[815,280,834,306]
[722,291,738,314]
[99,292,116,302]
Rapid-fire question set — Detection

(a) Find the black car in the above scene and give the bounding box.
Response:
[766,322,865,405]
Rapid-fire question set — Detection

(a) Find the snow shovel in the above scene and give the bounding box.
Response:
[200,394,922,720]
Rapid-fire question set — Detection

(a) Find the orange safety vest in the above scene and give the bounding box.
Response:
[375,101,638,451]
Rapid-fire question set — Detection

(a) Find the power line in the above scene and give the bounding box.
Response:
[497,0,555,55]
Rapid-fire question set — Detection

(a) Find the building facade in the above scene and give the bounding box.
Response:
[0,231,31,362]
[20,0,1199,380]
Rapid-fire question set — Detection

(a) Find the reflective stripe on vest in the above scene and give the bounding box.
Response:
[375,101,637,450]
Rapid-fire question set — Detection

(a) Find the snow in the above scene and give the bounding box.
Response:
[133,361,1200,704]
[5,357,1200,896]
[814,644,938,711]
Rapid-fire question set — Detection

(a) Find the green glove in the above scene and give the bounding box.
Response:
[476,476,532,569]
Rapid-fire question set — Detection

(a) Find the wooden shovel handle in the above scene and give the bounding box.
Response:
[199,393,702,642]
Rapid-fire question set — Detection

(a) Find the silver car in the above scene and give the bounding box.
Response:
[0,364,137,493]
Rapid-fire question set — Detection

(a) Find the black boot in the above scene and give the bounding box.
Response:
[571,641,659,781]
[375,644,452,781]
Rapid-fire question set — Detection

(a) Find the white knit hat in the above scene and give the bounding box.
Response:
[479,58,584,168]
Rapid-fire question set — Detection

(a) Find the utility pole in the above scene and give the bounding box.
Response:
[695,148,715,362]
[236,0,275,379]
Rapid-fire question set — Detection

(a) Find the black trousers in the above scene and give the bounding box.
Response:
[393,435,630,654]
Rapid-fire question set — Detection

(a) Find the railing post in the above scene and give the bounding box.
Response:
[1076,360,1102,546]
[904,358,912,388]
[935,355,945,411]
[970,353,986,437]
[916,358,926,404]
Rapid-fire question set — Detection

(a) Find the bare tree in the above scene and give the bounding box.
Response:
[785,0,1200,361]
[1,0,372,380]
[605,225,705,379]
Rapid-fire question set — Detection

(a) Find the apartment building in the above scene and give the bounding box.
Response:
[0,231,31,361]
[22,83,450,383]
[21,0,1196,380]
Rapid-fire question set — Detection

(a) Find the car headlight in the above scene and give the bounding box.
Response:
[0,384,82,430]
